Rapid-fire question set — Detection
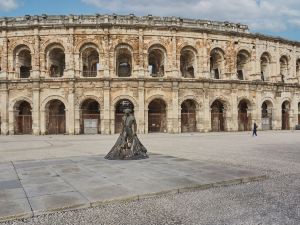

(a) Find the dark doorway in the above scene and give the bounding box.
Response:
[282,101,290,130]
[238,100,251,131]
[80,99,100,134]
[181,100,197,132]
[211,100,225,132]
[47,100,66,134]
[15,101,32,134]
[148,99,167,133]
[261,101,273,130]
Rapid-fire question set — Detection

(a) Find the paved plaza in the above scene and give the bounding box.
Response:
[0,131,299,224]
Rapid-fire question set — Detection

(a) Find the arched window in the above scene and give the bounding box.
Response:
[280,55,289,83]
[180,47,196,78]
[81,44,99,77]
[116,44,132,77]
[14,45,32,78]
[46,44,65,77]
[296,59,300,80]
[236,50,251,80]
[260,52,271,81]
[210,48,225,79]
[148,45,166,77]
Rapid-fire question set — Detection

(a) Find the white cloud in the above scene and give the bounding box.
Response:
[81,0,300,33]
[0,0,18,11]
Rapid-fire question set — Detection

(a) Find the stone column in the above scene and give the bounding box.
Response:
[0,31,8,79]
[32,82,40,135]
[74,108,81,134]
[171,81,179,133]
[230,89,238,131]
[103,30,110,78]
[66,28,75,78]
[255,90,262,130]
[103,81,111,134]
[0,84,9,134]
[138,81,145,133]
[40,109,46,135]
[273,96,282,130]
[32,28,40,79]
[203,89,210,132]
[8,110,15,135]
[68,84,75,134]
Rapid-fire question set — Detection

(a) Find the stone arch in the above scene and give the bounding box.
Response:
[115,43,134,77]
[210,98,227,132]
[237,98,252,131]
[10,40,34,55]
[280,55,290,82]
[43,98,67,134]
[79,98,101,134]
[180,46,198,78]
[296,58,300,79]
[261,98,274,130]
[236,49,251,80]
[13,44,32,78]
[41,38,66,53]
[148,98,168,133]
[209,96,230,111]
[148,44,167,77]
[41,95,68,111]
[79,43,100,77]
[146,94,169,109]
[209,47,226,79]
[76,95,103,111]
[180,98,198,132]
[45,42,66,77]
[9,96,33,112]
[281,99,291,130]
[75,40,104,54]
[260,52,272,81]
[179,95,201,110]
[11,99,33,134]
[112,95,138,111]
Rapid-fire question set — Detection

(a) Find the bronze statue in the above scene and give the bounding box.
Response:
[105,108,148,160]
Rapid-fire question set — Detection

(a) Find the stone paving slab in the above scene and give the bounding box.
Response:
[0,154,266,222]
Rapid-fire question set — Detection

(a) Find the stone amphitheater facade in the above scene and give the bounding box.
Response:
[0,14,299,135]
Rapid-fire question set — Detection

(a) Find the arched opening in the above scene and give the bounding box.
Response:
[238,100,251,131]
[115,99,134,133]
[46,100,66,134]
[210,48,225,79]
[180,47,196,78]
[80,99,100,134]
[211,100,225,132]
[116,45,132,77]
[260,52,271,81]
[236,50,251,80]
[47,45,65,77]
[280,56,289,83]
[81,45,99,77]
[181,99,197,132]
[261,100,273,130]
[14,101,32,134]
[148,99,167,133]
[14,45,32,78]
[282,101,290,130]
[148,45,165,77]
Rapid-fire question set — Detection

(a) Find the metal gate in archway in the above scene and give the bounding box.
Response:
[262,113,272,130]
[48,115,66,134]
[211,113,225,132]
[282,112,289,130]
[81,114,100,134]
[238,113,251,131]
[181,112,196,132]
[148,113,167,133]
[16,115,32,134]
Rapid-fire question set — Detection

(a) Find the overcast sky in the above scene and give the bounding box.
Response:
[0,0,299,41]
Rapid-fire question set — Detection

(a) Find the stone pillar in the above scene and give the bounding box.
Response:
[40,109,46,135]
[68,84,75,134]
[8,110,15,135]
[32,29,40,79]
[103,30,110,78]
[0,84,9,134]
[255,91,262,130]
[144,109,149,134]
[74,109,81,134]
[202,34,210,79]
[138,29,145,78]
[171,81,179,133]
[203,90,210,132]
[66,28,75,78]
[138,81,145,133]
[230,90,238,131]
[0,31,8,79]
[103,81,111,134]
[273,96,282,130]
[32,82,40,135]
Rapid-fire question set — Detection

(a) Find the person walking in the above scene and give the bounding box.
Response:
[252,122,258,136]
